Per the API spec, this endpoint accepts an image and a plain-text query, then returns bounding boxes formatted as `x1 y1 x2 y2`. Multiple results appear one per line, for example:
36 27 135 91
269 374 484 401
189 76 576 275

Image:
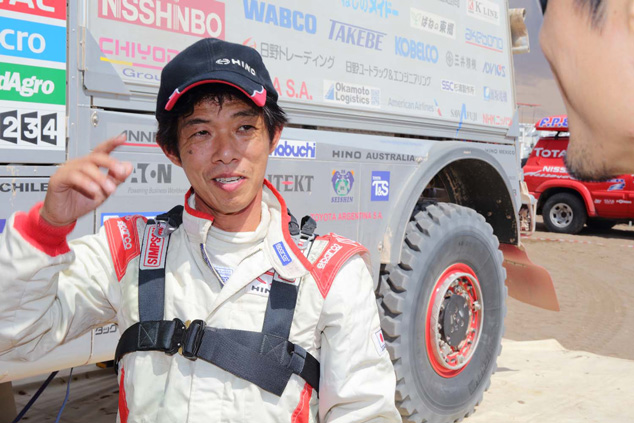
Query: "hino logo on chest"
246 271 274 297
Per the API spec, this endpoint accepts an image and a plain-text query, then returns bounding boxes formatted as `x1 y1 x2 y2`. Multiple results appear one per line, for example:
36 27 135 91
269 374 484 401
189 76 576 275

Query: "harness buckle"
181 319 206 360
166 318 187 355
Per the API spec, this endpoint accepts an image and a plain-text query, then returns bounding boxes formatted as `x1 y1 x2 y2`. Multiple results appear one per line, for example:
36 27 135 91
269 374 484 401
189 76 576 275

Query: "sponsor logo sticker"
0 16 66 63
270 139 316 159
0 180 48 193
328 20 386 50
532 148 566 159
339 0 399 18
273 241 292 266
394 36 439 63
410 8 456 39
441 79 475 96
0 63 65 105
267 174 314 192
331 169 355 203
324 80 380 108
371 171 390 201
372 328 387 356
608 179 626 191
99 0 225 39
243 0 316 34
537 116 568 129
446 51 477 70
0 0 66 20
467 0 500 24
483 87 508 103
140 225 168 270
465 28 503 52
482 62 506 77
482 113 512 127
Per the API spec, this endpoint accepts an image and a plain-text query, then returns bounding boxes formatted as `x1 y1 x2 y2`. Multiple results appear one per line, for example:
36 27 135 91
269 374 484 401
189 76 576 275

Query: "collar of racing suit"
179 179 314 281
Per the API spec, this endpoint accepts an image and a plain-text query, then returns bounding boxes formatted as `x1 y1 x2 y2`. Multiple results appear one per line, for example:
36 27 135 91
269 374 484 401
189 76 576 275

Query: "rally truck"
0 1 557 422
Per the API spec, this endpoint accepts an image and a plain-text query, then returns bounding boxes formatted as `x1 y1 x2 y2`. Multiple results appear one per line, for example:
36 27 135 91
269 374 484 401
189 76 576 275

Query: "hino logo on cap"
215 58 257 76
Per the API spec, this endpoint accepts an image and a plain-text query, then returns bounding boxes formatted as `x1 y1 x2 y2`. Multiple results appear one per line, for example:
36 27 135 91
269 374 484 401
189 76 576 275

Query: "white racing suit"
0 181 400 423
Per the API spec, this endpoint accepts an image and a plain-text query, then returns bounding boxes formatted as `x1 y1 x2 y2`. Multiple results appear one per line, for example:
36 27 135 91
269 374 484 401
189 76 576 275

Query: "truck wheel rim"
426 263 484 378
550 202 573 228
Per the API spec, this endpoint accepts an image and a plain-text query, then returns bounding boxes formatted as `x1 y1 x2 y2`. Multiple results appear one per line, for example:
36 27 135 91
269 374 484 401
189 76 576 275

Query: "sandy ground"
6 218 634 422
505 218 634 360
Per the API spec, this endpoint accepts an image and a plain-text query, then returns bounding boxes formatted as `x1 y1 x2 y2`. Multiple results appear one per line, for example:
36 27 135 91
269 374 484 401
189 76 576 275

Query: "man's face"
540 0 634 180
166 97 280 228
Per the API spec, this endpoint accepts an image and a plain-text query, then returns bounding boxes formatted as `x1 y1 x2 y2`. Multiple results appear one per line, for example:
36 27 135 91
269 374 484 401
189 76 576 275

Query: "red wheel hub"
425 263 483 378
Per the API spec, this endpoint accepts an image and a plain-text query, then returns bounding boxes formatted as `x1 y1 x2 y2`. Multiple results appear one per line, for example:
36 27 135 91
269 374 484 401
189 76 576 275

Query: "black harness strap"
138 207 183 321
115 208 321 396
262 277 298 339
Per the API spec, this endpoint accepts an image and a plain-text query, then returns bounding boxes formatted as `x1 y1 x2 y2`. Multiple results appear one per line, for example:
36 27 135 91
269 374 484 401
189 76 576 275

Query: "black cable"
11 371 59 423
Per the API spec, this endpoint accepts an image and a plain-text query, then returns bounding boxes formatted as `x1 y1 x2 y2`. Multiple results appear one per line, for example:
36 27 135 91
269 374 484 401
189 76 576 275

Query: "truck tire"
542 192 587 234
378 203 506 423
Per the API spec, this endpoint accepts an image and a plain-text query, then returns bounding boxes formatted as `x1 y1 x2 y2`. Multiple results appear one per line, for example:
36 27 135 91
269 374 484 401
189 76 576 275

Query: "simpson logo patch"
273 241 292 266
105 216 142 281
140 225 168 270
372 328 387 356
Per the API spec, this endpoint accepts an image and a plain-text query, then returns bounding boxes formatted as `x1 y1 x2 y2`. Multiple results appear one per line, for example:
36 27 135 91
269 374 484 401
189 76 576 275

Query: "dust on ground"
505 218 634 360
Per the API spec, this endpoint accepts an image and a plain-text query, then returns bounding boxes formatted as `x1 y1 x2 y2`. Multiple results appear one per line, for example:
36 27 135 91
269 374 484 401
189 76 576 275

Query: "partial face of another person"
540 0 634 180
165 96 280 228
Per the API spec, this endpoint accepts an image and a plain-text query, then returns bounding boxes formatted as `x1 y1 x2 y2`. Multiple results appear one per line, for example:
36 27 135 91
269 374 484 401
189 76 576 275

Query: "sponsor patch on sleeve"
310 233 368 298
105 216 142 281
372 328 388 356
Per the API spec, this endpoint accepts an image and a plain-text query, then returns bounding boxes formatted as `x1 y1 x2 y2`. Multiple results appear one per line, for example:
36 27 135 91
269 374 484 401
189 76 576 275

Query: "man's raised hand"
40 135 133 226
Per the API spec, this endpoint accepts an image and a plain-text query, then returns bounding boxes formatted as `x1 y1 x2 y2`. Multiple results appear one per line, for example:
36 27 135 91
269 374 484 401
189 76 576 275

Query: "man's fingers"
63 170 108 202
93 133 127 155
89 152 132 183
79 163 117 196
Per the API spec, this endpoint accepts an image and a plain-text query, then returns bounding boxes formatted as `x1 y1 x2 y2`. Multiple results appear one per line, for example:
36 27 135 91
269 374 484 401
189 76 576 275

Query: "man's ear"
269 127 282 155
161 144 183 168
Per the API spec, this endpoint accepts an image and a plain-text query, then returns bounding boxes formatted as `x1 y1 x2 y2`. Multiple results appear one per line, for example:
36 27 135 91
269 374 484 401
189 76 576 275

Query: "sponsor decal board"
82 0 514 129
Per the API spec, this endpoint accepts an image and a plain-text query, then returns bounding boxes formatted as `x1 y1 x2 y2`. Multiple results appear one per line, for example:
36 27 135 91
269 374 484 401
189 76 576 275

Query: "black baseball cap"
156 38 277 116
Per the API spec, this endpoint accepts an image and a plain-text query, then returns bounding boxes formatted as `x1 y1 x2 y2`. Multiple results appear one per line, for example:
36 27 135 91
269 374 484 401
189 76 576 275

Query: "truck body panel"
0 3 540 421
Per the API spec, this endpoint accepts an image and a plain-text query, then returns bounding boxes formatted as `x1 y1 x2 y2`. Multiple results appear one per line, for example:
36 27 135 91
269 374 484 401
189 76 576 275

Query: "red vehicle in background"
523 115 634 234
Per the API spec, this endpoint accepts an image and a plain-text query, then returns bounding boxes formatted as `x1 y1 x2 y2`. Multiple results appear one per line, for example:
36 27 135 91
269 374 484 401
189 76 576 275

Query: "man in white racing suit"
0 38 401 422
